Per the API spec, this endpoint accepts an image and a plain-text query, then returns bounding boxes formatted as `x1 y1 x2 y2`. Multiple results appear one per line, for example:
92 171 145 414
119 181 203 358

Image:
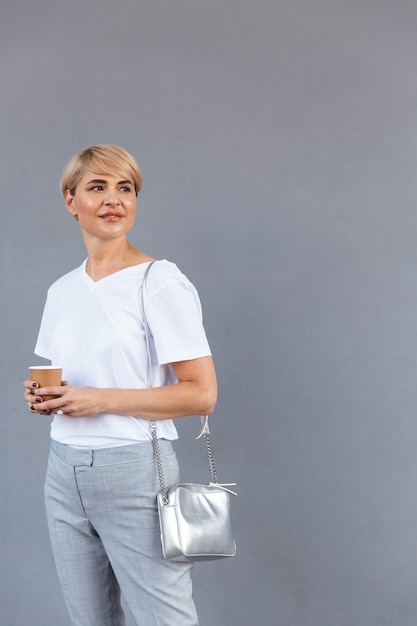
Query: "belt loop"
89 450 94 466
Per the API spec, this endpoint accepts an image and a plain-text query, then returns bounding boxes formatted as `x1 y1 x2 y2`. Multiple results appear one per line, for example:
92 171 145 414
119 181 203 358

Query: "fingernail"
32 382 38 388
35 398 43 403
31 405 35 411
30 389 35 395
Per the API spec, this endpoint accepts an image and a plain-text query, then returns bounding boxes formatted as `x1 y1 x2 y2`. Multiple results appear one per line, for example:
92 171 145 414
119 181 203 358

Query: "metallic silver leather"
157 483 236 561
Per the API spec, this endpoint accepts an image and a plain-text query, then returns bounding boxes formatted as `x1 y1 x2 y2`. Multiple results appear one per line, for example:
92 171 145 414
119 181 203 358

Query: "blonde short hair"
60 144 142 197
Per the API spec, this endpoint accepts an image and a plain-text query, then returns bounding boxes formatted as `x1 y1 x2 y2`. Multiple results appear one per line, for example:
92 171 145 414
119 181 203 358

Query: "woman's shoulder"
46 260 86 294
151 259 184 281
147 259 197 295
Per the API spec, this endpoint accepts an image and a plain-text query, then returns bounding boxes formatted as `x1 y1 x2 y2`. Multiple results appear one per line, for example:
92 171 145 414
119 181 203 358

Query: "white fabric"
35 259 212 448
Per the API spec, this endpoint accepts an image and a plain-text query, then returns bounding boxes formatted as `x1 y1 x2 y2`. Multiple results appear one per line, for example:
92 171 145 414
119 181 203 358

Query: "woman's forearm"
99 381 217 421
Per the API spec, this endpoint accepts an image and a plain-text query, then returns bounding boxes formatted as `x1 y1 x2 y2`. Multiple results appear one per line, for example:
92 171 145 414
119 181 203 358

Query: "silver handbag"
152 416 237 561
141 262 237 561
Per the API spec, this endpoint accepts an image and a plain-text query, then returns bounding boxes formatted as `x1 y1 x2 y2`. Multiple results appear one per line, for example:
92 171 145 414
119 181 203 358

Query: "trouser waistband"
49 438 173 467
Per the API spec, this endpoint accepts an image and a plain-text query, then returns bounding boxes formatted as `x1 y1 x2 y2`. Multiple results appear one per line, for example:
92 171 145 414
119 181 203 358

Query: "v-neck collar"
80 259 155 287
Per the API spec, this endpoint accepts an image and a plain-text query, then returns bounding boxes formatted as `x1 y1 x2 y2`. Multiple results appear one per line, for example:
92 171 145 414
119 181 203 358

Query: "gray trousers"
44 439 198 626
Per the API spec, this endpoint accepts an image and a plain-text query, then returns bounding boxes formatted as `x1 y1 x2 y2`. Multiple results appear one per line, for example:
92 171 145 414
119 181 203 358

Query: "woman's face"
65 169 137 242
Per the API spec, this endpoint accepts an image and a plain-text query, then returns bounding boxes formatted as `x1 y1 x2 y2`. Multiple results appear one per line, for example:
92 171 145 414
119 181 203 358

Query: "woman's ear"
65 189 78 220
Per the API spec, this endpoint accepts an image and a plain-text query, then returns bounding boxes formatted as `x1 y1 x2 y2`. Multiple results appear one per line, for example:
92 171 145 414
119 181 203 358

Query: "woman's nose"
104 189 120 205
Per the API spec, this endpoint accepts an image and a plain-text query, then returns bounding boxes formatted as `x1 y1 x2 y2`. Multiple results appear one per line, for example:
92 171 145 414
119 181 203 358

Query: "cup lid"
29 365 62 369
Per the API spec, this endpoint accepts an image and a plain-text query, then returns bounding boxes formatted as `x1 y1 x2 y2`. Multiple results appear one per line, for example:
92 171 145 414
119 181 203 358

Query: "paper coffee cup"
29 366 62 400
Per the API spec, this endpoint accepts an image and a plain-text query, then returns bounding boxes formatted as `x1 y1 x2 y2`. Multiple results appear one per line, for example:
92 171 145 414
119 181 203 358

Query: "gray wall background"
2 1 417 624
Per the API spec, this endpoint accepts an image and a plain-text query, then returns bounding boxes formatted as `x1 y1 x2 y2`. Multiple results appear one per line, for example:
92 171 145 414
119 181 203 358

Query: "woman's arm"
23 356 217 420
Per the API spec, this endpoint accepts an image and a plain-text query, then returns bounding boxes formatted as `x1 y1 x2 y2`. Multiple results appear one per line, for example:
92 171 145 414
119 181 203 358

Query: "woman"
22 144 217 626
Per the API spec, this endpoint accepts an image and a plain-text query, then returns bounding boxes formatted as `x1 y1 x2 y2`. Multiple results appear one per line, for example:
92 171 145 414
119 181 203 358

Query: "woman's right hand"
23 379 51 415
22 379 69 416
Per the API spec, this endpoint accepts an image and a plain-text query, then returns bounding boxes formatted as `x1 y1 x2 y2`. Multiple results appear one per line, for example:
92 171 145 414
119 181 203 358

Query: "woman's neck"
85 241 153 281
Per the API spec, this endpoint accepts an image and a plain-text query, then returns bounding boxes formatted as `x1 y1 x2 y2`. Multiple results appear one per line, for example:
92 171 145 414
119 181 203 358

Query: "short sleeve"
34 291 55 360
144 268 211 365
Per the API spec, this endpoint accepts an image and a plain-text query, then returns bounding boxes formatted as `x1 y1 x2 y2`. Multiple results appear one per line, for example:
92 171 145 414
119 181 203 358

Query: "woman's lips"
99 212 123 221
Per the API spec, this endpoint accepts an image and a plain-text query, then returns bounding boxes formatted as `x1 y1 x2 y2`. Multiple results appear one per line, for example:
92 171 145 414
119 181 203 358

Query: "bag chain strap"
140 261 221 505
196 415 218 484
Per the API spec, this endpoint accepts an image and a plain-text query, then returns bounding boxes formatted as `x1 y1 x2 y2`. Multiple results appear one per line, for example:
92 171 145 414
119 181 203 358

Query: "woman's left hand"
22 380 102 417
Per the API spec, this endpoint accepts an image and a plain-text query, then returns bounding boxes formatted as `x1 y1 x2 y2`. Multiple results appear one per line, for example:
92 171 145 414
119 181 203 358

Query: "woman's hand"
22 380 102 417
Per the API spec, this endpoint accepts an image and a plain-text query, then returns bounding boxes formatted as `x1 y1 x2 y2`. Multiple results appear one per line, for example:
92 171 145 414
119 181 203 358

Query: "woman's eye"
91 185 104 191
120 186 131 192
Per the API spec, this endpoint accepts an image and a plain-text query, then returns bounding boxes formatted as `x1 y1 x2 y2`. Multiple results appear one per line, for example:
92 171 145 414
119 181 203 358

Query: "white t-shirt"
34 259 212 448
